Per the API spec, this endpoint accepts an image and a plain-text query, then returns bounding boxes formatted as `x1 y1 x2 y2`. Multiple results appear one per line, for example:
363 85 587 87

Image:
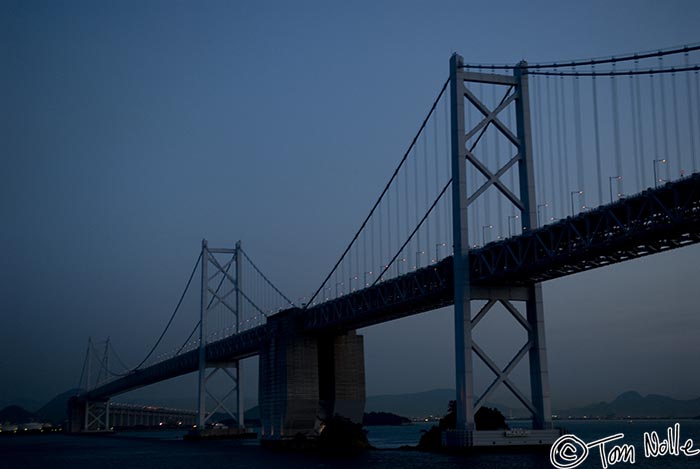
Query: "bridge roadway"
86 173 700 401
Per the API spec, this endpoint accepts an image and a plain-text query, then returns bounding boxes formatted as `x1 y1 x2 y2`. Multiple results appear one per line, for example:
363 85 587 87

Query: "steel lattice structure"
84 171 700 402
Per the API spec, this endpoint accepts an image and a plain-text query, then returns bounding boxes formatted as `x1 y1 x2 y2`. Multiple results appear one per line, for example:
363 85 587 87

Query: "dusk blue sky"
2 1 700 411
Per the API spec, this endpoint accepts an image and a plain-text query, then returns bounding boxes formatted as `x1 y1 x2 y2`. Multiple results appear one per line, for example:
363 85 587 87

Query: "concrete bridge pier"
317 331 365 427
259 316 365 439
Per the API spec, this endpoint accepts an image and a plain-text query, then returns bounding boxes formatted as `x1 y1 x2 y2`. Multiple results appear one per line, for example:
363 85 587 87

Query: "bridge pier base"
441 285 562 447
318 331 366 426
259 319 365 440
67 396 112 433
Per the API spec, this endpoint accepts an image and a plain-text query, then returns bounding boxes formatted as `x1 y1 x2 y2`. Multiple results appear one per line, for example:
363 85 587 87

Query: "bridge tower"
67 337 112 433
448 54 560 446
196 239 245 433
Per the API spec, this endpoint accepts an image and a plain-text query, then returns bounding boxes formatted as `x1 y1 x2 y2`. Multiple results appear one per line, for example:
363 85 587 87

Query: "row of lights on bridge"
308 157 689 305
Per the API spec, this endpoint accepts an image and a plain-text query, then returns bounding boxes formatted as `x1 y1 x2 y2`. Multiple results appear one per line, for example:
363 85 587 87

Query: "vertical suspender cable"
434 108 440 260
370 213 375 285
573 73 585 207
339 251 344 295
685 52 697 172
546 74 557 218
444 95 451 250
362 227 366 286
354 230 359 290
696 69 700 171
659 56 671 178
493 83 503 237
405 150 409 265
394 176 399 275
483 83 490 234
630 70 641 191
534 76 545 214
424 127 430 260
470 85 479 244
611 63 623 195
387 175 391 278
378 199 383 280
671 70 683 175
634 60 646 188
591 65 603 206
560 75 571 203
333 262 338 299
414 136 420 266
553 71 565 216
650 72 660 185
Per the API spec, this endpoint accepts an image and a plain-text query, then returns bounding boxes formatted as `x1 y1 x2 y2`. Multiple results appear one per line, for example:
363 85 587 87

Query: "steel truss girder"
82 177 700 406
86 325 269 400
470 173 700 284
301 260 532 332
86 174 700 402
303 261 452 332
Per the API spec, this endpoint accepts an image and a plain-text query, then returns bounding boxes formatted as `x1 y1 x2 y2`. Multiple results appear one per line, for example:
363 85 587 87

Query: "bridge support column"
318 331 366 426
259 317 365 440
447 53 559 447
67 397 111 433
196 240 245 433
259 328 319 438
528 285 552 430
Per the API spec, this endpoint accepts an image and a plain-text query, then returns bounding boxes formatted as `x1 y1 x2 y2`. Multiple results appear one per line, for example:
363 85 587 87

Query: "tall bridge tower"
196 240 245 433
448 54 559 445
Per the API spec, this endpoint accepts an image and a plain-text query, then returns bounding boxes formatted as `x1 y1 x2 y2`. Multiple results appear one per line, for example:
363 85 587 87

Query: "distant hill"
366 389 455 418
0 405 38 424
366 389 700 420
366 389 525 419
20 388 700 426
363 411 411 426
36 389 82 425
556 391 700 419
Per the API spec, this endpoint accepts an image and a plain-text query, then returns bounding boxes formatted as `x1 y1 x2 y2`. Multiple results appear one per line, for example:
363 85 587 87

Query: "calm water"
2 420 699 468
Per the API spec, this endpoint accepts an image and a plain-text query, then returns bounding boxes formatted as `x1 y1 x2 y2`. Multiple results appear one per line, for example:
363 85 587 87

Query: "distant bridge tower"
448 54 559 446
196 239 245 431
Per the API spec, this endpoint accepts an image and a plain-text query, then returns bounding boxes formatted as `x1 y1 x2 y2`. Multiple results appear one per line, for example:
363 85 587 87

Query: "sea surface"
2 419 699 468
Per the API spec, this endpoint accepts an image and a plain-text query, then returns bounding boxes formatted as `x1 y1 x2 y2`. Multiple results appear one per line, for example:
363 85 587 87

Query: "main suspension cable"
459 43 700 70
305 77 450 307
131 252 201 371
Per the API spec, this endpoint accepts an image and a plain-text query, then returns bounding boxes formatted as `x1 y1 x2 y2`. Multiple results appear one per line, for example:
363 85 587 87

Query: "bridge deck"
305 173 700 331
86 173 700 400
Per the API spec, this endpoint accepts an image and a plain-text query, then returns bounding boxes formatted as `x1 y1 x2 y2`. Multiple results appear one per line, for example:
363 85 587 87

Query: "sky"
2 0 700 412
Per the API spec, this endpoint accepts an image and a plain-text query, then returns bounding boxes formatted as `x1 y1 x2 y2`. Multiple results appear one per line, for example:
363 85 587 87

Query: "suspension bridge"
70 44 700 447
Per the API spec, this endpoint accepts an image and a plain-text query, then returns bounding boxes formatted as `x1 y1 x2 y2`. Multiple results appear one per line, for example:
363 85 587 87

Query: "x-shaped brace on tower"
197 240 245 430
450 54 552 435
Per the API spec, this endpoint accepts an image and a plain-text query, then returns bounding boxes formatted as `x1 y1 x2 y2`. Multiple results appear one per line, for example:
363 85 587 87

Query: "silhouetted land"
363 412 411 426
